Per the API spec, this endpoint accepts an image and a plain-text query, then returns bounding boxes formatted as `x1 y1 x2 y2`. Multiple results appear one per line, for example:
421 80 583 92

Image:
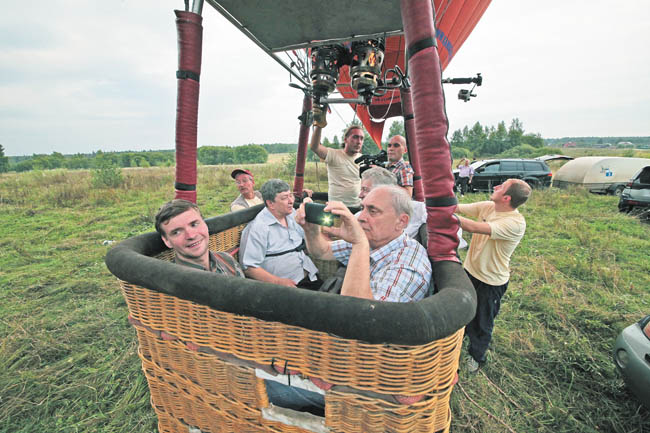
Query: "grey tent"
553 156 650 194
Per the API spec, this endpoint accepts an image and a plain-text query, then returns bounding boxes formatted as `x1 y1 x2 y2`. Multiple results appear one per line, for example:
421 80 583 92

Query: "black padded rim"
105 205 476 345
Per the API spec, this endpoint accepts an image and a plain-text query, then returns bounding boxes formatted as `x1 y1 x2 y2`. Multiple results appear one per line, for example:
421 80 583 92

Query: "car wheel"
614 185 625 197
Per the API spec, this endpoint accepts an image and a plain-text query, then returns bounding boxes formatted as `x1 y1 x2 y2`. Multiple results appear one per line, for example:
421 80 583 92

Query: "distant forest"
2 126 649 173
3 144 285 173
544 136 650 148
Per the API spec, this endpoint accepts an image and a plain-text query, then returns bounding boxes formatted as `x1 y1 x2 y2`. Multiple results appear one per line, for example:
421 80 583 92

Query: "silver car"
618 166 650 214
613 315 650 408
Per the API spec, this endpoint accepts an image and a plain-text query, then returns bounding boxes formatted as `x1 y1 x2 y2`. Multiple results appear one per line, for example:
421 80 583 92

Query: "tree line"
0 118 556 175
197 144 268 165
3 149 176 173
0 145 272 173
544 136 650 148
0 144 8 173
449 118 546 159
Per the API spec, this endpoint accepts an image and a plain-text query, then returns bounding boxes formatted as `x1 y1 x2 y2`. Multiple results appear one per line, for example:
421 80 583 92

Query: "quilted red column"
174 10 203 203
400 0 460 262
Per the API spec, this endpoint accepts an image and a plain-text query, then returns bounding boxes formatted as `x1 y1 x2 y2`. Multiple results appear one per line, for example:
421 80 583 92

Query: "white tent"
553 156 650 194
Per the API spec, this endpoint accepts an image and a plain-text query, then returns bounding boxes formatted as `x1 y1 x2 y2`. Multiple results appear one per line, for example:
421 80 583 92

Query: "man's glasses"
386 142 402 148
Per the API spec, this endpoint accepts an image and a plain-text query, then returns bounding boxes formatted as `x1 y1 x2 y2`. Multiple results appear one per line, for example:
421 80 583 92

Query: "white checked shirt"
331 233 431 302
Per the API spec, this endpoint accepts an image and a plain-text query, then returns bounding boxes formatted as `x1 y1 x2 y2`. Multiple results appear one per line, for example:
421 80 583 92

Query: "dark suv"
455 158 553 192
618 166 650 213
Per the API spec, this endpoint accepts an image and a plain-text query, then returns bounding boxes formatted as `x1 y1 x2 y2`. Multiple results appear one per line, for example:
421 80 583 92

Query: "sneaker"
466 355 479 373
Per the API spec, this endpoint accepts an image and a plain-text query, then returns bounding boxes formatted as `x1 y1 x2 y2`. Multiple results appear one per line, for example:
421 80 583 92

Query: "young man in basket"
154 199 244 276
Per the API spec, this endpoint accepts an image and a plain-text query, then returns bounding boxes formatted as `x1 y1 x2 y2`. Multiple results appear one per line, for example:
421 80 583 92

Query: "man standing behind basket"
309 106 363 207
230 168 263 212
385 135 415 198
155 199 245 276
456 158 474 196
455 178 531 372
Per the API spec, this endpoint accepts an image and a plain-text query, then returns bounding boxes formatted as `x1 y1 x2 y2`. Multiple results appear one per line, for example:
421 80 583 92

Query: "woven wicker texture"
120 226 463 432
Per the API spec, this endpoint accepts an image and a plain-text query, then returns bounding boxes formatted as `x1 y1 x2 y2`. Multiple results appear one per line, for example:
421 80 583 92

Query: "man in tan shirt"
309 106 363 207
456 178 531 372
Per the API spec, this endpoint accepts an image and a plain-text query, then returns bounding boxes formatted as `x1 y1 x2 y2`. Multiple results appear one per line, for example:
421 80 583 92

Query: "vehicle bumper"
618 195 650 211
613 317 650 408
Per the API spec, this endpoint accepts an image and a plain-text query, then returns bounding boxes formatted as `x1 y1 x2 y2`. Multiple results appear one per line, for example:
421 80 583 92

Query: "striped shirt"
175 251 245 277
387 159 414 188
331 233 431 302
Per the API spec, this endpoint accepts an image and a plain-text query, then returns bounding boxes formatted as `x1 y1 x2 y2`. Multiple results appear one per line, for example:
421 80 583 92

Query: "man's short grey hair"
260 179 290 205
373 185 412 218
361 167 397 188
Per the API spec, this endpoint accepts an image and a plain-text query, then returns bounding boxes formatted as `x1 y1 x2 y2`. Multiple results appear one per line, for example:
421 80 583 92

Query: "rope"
479 370 523 410
457 382 518 433
435 0 453 26
367 88 398 121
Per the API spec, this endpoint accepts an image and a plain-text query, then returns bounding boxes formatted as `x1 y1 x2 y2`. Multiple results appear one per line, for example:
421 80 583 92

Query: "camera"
354 150 388 176
305 202 341 227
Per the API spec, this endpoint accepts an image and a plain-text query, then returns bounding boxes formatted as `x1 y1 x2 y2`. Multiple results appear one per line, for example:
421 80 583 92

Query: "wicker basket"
117 225 464 433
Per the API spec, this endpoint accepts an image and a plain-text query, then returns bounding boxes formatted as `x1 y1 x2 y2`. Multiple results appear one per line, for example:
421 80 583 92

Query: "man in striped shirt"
297 185 431 302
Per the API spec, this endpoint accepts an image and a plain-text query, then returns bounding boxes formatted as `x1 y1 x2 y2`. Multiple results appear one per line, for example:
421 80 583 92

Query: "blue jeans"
465 271 508 363
265 379 325 411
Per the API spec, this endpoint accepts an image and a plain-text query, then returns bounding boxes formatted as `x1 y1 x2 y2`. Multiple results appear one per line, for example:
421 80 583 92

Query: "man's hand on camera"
321 201 367 246
295 198 320 236
313 105 327 128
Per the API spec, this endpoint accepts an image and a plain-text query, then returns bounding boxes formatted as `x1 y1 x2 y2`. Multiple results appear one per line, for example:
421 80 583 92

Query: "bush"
451 146 471 159
622 149 635 157
91 160 123 188
497 144 550 159
283 152 297 176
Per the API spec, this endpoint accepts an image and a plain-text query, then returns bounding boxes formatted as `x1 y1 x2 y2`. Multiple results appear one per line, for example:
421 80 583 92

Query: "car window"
471 161 485 169
500 161 521 171
524 162 543 171
483 163 500 172
637 167 650 185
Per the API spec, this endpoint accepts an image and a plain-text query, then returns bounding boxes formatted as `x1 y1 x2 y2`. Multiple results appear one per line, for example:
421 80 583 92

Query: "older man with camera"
297 185 431 302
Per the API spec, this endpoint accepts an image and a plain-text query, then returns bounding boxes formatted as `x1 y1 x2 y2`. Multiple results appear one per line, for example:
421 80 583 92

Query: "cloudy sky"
1 0 649 156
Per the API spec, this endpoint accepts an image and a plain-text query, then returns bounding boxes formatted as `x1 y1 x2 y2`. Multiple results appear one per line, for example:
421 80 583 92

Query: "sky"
1 0 649 156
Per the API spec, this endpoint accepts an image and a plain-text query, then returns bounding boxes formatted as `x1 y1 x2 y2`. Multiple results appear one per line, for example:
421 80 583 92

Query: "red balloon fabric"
338 0 491 146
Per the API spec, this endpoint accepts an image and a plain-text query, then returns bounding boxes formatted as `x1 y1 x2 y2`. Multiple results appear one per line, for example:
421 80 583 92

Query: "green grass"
1 165 648 432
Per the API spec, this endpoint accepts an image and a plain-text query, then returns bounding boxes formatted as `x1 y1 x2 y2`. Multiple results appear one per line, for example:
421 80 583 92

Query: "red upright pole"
292 93 313 200
400 0 460 262
400 86 425 202
174 10 203 203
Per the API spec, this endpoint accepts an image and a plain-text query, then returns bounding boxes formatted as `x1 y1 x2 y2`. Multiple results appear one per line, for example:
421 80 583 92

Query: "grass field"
1 163 649 432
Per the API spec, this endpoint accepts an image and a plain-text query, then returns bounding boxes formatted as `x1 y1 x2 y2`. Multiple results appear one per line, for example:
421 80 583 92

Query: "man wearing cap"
385 135 414 198
230 168 263 212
